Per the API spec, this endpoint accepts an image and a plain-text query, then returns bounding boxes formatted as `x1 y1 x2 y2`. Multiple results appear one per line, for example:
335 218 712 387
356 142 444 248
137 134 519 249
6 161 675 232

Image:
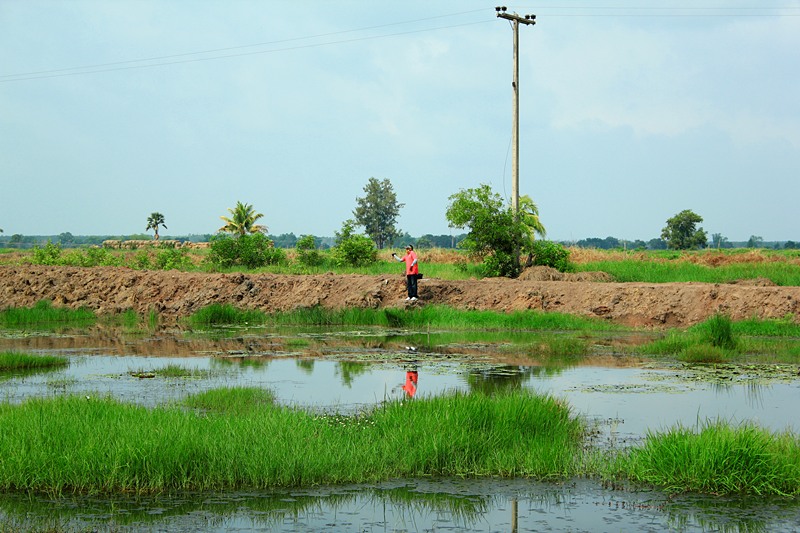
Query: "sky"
1 1 798 242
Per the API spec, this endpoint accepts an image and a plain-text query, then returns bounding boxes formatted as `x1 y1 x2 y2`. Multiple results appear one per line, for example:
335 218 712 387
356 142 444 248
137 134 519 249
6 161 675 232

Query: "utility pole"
495 6 535 218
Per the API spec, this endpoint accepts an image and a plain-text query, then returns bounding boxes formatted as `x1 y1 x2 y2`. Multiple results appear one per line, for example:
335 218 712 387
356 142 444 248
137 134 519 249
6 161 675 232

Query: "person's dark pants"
406 274 418 298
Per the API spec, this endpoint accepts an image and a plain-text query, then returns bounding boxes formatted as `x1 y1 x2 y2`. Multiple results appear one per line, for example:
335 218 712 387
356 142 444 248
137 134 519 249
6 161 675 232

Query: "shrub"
31 242 62 265
208 233 285 269
296 235 324 267
154 248 193 271
331 220 377 268
528 240 572 272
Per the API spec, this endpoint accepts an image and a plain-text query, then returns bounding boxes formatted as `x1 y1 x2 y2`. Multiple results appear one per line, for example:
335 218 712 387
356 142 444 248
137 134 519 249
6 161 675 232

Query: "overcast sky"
2 1 798 242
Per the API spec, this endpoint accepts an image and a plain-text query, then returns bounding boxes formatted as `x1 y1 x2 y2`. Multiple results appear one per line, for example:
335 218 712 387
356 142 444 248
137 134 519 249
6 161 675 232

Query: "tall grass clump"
0 390 583 495
606 421 800 496
0 300 96 327
0 351 68 372
693 313 737 350
188 304 267 326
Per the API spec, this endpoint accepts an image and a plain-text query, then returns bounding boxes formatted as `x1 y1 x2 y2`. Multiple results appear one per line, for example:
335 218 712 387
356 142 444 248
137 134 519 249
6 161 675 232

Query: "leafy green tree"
331 219 377 267
445 184 529 277
146 212 167 241
219 202 266 235
660 209 707 250
353 177 404 249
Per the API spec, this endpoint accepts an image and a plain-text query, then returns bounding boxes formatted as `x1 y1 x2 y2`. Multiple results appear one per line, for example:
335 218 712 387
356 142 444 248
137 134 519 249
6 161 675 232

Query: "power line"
0 10 490 83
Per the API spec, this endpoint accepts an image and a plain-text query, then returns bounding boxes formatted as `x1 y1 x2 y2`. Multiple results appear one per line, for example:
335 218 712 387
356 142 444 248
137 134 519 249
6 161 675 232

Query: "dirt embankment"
1 265 799 328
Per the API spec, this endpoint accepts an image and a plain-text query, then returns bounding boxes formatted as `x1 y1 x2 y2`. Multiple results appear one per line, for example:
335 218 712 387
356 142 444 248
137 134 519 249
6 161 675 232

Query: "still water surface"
1 327 800 531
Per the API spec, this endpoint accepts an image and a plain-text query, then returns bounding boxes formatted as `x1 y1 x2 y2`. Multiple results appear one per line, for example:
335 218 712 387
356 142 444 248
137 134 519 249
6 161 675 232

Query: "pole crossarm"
495 6 536 25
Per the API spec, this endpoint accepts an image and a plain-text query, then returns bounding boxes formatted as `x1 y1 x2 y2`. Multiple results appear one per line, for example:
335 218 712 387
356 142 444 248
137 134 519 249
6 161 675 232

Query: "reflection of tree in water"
466 365 553 394
296 359 314 374
336 361 370 388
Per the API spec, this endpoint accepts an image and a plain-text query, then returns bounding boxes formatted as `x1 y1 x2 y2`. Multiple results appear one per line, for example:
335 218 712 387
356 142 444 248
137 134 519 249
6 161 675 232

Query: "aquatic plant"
607 420 800 496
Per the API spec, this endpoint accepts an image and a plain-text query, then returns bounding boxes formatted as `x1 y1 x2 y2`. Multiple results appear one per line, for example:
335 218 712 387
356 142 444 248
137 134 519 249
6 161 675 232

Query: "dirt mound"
518 266 613 283
2 265 799 328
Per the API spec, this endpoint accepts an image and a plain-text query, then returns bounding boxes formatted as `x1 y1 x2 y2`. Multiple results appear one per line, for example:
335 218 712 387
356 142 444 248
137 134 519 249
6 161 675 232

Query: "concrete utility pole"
495 6 535 217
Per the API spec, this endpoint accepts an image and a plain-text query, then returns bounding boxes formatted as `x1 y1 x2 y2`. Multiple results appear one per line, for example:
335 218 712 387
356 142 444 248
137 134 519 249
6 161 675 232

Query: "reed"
0 300 96 327
605 420 800 496
0 389 582 495
0 351 68 372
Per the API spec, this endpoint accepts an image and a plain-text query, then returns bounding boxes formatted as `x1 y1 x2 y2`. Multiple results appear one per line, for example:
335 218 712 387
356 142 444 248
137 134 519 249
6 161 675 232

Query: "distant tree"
270 233 298 248
577 237 620 249
785 241 799 250
353 177 404 250
10 234 22 244
445 184 530 277
146 212 167 241
58 232 75 245
747 235 764 248
661 210 707 250
647 238 667 250
711 233 729 249
219 202 266 236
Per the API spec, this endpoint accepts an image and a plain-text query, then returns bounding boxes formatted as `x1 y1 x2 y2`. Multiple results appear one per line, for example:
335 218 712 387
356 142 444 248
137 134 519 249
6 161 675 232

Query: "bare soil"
2 264 800 328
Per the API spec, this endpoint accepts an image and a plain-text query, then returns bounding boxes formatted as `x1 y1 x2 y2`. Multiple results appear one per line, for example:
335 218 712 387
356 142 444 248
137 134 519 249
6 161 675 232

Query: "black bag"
415 273 423 280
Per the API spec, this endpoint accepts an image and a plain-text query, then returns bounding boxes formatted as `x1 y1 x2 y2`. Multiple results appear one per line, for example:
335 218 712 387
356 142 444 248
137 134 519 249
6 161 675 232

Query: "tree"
445 184 530 277
219 201 266 235
660 210 707 250
711 233 729 249
353 177 404 249
146 212 167 241
58 232 75 245
747 235 764 248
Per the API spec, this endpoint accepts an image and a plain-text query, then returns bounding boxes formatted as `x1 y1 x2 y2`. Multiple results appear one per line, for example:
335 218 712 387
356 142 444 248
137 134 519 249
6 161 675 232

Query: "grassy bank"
187 303 622 332
0 389 582 495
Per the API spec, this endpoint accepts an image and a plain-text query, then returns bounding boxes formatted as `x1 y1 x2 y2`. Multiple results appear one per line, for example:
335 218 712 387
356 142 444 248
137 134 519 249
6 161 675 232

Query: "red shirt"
400 250 419 276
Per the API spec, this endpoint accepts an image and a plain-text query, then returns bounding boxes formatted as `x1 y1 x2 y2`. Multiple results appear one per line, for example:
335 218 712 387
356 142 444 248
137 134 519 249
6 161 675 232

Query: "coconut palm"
519 195 546 241
218 201 267 235
146 212 167 241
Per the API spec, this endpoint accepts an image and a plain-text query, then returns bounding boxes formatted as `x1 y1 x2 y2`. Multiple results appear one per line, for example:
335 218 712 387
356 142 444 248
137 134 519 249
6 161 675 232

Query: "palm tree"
519 195 546 240
218 201 267 235
146 212 167 241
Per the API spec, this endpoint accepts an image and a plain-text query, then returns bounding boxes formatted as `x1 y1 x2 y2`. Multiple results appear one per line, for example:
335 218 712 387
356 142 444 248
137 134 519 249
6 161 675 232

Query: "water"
2 326 800 531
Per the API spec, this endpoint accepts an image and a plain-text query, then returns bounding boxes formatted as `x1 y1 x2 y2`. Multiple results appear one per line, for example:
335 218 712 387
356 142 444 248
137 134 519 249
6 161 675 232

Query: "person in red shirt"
392 245 419 301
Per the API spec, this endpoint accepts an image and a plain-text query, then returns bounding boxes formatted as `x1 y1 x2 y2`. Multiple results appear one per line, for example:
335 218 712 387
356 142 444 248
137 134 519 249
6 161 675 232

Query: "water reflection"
401 365 419 398
2 479 799 532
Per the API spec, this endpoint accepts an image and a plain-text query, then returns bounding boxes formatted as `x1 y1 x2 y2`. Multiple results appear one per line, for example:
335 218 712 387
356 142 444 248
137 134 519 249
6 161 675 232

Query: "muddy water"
2 326 800 532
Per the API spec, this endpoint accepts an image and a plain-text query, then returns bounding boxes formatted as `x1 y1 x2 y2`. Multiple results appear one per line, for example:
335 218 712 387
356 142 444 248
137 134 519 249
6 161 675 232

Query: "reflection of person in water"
402 368 419 398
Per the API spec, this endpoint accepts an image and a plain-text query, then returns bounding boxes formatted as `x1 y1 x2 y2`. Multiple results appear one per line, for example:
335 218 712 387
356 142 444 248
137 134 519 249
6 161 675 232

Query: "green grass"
0 351 68 372
0 300 96 327
264 304 622 332
604 420 800 496
0 389 582 495
187 303 267 326
575 259 800 286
